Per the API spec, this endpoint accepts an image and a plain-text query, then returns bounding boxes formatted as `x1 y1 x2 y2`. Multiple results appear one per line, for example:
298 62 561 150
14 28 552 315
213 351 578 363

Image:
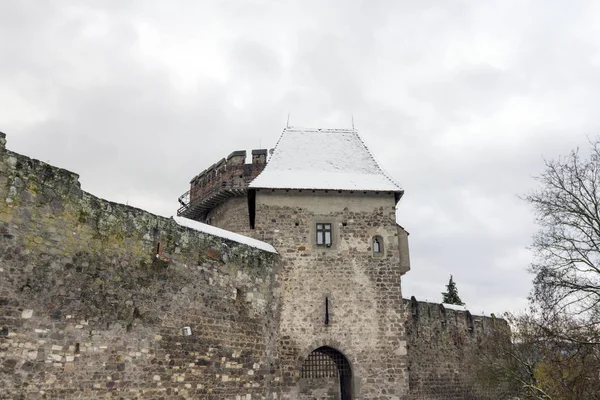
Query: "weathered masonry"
0 128 509 400
0 132 280 400
179 128 412 399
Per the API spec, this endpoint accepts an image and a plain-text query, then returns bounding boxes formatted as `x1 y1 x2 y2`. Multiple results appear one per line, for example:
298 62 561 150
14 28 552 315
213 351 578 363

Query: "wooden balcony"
177 181 248 220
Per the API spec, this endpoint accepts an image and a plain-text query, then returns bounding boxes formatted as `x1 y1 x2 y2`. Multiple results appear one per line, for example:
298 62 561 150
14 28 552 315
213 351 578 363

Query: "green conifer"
441 275 465 306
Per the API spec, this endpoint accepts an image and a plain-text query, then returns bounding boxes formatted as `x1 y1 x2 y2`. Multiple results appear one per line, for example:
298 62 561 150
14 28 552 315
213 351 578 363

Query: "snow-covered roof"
173 216 277 254
249 127 402 192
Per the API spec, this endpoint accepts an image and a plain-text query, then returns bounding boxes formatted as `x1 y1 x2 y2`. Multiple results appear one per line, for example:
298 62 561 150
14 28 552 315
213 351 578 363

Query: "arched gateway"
300 346 352 399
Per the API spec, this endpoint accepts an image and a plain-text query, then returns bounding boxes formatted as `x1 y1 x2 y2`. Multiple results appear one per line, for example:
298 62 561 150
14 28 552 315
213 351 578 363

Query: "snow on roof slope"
249 127 402 192
172 216 277 254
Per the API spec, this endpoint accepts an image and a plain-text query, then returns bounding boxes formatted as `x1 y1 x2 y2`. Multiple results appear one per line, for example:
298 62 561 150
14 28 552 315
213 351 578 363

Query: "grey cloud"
2 0 598 314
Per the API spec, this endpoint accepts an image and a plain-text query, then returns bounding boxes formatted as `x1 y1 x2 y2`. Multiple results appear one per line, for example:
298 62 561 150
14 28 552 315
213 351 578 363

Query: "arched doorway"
300 346 352 400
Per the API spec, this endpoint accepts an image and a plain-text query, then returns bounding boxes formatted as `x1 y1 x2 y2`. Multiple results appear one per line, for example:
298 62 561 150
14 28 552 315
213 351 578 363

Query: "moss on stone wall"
404 298 514 400
0 132 511 400
0 133 281 400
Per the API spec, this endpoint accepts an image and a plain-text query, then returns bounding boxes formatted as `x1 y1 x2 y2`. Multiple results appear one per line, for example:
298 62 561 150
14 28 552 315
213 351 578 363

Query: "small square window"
316 223 332 246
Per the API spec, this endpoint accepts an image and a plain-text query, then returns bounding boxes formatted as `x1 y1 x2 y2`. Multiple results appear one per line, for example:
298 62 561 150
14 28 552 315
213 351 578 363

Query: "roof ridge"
286 126 355 133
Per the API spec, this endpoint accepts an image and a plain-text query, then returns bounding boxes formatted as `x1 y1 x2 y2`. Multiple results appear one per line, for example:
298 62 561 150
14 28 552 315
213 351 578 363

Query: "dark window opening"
316 223 332 246
325 297 329 325
248 189 256 229
372 235 384 255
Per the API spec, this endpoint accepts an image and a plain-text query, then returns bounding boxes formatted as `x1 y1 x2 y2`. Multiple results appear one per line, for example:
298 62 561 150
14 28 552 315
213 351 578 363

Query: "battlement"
404 296 509 399
0 130 512 400
177 149 269 221
404 296 502 335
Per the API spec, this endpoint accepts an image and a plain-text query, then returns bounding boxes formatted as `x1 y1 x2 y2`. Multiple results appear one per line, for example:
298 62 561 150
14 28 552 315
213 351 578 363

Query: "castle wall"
252 190 409 399
0 131 515 400
404 298 512 400
0 133 282 400
205 196 253 236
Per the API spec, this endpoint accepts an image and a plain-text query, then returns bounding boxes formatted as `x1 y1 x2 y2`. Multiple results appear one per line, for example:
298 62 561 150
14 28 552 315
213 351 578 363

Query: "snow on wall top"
172 216 277 254
249 127 402 192
441 303 468 312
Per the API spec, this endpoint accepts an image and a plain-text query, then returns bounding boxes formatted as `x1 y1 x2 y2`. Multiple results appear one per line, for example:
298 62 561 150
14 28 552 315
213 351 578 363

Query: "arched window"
372 235 384 256
301 346 352 399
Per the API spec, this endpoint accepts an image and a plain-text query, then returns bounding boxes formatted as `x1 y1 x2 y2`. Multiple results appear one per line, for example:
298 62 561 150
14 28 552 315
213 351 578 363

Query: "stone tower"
178 127 411 399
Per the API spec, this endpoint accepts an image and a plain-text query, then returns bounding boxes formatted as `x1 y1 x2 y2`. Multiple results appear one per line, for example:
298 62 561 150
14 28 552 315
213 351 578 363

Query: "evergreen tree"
441 275 465 305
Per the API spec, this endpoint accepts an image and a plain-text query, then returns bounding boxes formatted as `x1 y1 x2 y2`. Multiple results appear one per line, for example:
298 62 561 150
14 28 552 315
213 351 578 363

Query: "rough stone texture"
0 131 512 400
298 377 340 399
0 133 281 400
404 298 511 400
206 196 253 236
204 190 510 400
245 191 410 399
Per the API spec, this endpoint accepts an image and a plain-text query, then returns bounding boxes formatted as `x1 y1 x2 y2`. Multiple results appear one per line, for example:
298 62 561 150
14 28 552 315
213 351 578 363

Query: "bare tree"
477 313 600 400
476 313 551 400
525 138 600 344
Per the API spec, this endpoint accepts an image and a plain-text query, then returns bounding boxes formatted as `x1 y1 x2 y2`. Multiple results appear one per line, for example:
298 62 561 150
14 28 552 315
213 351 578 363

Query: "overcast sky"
2 0 599 316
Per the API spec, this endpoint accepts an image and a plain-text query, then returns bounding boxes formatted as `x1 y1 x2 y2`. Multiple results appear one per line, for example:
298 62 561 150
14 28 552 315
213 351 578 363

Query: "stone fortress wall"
248 190 410 399
0 132 509 399
0 132 281 400
404 297 510 400
205 196 253 237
